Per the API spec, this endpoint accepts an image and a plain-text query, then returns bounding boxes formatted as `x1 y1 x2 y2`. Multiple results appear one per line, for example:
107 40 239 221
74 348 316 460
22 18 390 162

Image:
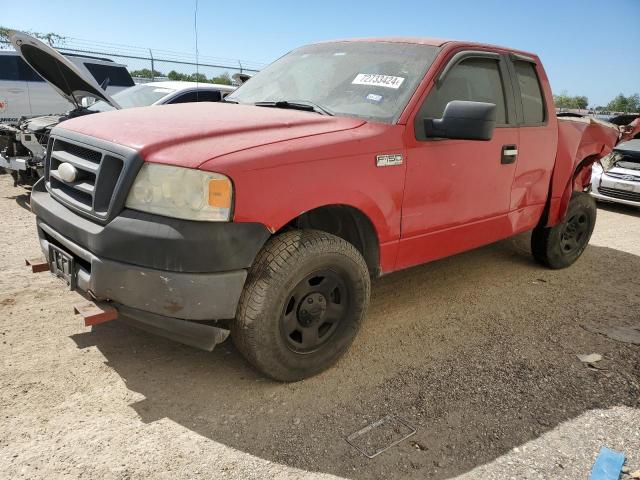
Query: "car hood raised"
10 31 120 109
56 102 367 168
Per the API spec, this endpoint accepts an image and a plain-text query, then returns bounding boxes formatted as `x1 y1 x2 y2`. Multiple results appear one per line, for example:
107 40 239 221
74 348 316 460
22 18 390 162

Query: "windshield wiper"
254 100 334 116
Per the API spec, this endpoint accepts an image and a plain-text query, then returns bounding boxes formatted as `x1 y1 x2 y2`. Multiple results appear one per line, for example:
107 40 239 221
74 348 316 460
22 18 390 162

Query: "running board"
117 305 230 352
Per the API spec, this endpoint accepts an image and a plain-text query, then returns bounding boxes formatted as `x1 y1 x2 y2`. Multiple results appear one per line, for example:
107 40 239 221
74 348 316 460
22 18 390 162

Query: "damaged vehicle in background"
0 32 236 185
0 49 133 123
591 139 640 208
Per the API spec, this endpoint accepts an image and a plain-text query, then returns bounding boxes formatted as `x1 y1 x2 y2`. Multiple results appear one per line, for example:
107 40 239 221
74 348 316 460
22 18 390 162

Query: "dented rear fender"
546 117 621 226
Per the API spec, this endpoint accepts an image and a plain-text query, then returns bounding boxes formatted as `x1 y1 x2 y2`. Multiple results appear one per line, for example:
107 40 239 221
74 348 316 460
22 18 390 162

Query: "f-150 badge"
376 154 403 167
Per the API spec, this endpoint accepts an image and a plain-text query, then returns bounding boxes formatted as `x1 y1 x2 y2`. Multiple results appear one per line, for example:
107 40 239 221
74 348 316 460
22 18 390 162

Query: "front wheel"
531 192 597 269
232 230 370 382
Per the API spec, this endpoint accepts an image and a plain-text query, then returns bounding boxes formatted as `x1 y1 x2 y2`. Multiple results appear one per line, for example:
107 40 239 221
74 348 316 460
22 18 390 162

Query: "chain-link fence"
0 35 268 84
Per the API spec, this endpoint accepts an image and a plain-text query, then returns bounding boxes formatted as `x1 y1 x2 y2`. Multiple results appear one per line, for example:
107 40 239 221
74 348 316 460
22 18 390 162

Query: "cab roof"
324 37 537 58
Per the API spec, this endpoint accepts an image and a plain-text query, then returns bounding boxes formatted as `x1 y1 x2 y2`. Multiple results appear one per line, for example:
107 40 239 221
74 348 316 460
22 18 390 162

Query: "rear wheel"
531 192 596 269
232 230 370 382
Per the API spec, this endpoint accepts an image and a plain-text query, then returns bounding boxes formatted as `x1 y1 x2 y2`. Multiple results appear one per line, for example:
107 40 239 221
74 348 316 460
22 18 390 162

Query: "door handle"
501 144 518 164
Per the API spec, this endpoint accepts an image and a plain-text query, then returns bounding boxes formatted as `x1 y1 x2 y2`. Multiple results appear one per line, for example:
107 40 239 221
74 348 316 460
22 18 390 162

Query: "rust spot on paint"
164 301 184 314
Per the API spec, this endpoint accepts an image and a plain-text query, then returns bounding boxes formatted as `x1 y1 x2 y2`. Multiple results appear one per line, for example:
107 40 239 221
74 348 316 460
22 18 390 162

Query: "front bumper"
30 179 271 321
37 220 247 319
591 169 640 208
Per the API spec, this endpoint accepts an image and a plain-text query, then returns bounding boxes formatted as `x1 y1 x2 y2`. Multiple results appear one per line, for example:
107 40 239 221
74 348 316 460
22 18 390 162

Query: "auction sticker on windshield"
352 74 405 89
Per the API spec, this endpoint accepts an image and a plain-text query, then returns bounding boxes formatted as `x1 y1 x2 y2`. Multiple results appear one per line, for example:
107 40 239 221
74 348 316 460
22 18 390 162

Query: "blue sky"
3 0 639 106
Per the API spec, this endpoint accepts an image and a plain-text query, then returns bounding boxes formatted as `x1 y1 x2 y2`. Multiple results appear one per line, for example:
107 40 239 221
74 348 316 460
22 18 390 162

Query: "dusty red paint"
55 39 627 275
547 117 620 225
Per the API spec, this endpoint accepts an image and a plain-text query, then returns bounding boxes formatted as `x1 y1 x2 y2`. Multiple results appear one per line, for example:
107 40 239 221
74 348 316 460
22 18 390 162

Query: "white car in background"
0 32 236 184
0 50 134 123
87 80 236 113
591 139 640 208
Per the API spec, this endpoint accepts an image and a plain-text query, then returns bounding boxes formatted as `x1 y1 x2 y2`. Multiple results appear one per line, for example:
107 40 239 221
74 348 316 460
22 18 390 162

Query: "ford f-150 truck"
28 37 631 381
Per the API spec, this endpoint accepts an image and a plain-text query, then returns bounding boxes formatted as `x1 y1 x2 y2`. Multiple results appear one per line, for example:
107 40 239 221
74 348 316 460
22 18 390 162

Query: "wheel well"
279 205 380 277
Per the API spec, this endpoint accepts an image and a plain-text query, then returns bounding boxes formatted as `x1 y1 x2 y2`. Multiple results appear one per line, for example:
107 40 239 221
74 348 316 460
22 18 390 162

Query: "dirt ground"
1 173 639 480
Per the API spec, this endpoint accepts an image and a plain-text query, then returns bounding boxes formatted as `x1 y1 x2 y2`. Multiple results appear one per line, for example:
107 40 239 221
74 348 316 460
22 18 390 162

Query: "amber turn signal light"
208 178 232 208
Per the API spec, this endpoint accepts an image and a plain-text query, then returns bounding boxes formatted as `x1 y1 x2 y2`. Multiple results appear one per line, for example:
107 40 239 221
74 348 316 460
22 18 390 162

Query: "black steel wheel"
281 269 349 354
559 212 591 255
532 192 597 269
232 230 370 382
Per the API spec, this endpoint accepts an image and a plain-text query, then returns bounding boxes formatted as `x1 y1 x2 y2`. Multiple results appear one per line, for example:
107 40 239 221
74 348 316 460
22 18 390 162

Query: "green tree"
166 70 233 85
188 72 208 83
553 91 570 109
167 70 188 81
574 96 589 110
553 90 589 110
628 93 640 112
130 68 164 79
210 72 232 85
607 93 629 112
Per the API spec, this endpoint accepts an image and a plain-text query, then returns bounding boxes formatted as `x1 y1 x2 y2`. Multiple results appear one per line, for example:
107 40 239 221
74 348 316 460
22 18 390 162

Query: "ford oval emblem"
58 162 78 183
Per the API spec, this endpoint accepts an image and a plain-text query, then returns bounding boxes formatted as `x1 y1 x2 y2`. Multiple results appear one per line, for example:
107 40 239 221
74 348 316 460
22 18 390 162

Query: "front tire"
232 230 370 382
531 192 596 269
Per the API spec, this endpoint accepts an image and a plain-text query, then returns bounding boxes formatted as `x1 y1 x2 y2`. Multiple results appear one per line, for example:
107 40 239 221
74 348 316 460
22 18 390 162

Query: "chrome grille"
46 137 126 220
605 171 640 182
598 186 640 203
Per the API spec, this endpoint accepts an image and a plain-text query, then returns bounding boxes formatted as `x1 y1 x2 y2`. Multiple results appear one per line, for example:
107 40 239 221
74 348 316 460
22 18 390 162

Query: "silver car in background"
591 139 640 207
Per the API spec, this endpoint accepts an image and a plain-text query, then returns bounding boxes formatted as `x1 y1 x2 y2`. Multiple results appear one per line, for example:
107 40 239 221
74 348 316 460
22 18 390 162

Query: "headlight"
125 163 232 222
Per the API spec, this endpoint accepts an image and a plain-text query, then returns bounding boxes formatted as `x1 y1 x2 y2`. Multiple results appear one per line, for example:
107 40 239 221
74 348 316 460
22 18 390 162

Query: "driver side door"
396 51 519 270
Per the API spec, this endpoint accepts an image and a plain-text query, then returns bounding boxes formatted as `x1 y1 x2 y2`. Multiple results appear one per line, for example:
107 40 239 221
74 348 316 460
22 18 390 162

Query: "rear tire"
531 192 596 269
232 230 370 382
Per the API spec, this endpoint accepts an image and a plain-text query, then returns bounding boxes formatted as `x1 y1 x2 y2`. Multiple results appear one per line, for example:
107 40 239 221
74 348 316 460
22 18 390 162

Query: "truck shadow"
7 189 32 212
70 235 640 480
596 200 640 218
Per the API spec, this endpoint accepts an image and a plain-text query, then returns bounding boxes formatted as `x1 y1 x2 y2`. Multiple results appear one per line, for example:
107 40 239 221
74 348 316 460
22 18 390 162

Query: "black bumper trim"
31 178 271 273
37 225 248 320
117 305 230 351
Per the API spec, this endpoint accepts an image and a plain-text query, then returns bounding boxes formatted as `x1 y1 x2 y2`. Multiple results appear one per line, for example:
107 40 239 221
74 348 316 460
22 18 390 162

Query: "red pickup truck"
27 37 630 381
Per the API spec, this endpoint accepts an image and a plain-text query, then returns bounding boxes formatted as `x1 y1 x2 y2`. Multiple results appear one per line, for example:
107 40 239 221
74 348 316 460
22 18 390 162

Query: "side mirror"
424 100 496 141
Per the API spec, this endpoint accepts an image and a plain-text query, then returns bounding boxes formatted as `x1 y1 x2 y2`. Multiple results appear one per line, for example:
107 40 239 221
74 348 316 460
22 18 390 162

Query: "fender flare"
549 154 599 227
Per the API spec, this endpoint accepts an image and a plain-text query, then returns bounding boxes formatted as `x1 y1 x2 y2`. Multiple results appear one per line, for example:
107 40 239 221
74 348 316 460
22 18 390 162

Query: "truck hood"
10 31 121 109
56 102 367 168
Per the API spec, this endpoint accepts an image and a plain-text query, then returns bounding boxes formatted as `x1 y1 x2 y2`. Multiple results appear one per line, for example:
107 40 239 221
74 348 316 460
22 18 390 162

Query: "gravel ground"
0 174 639 479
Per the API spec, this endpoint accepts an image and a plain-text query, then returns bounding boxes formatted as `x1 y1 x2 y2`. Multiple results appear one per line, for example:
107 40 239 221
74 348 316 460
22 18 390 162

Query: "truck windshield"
226 42 441 124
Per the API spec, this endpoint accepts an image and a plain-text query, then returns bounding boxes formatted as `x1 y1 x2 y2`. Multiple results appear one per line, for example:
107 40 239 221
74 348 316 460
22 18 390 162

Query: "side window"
168 91 198 104
0 56 20 81
195 90 222 102
513 61 544 124
84 63 135 87
419 57 507 125
168 90 222 104
17 58 45 82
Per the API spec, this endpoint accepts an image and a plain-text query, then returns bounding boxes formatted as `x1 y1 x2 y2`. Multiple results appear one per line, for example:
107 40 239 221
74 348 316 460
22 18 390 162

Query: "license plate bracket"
49 244 76 290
